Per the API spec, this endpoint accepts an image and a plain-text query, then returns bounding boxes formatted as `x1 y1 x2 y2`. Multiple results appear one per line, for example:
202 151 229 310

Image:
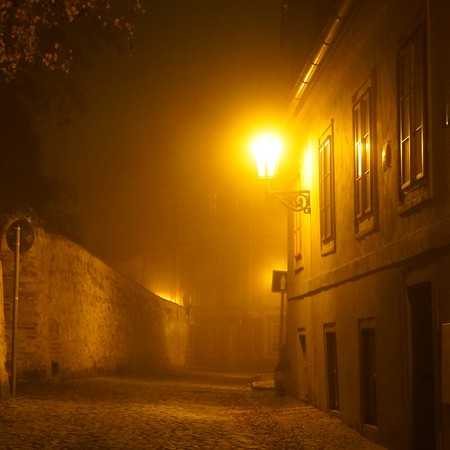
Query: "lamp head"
251 132 284 178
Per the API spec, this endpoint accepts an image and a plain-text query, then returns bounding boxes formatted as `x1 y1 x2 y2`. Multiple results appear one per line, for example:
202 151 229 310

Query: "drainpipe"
285 0 355 120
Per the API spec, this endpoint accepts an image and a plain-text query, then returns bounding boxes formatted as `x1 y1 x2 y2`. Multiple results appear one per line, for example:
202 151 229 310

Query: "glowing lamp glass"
251 133 283 178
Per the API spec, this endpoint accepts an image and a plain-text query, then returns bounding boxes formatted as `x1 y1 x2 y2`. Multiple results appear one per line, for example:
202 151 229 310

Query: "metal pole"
279 291 285 357
11 225 20 397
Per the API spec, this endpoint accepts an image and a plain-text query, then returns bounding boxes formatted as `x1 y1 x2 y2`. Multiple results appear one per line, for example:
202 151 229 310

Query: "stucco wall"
286 267 406 446
283 1 450 448
1 222 188 389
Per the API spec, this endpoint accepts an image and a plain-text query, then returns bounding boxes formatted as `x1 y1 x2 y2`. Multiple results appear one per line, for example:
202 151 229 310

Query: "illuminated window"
353 79 376 235
319 123 335 254
398 23 428 200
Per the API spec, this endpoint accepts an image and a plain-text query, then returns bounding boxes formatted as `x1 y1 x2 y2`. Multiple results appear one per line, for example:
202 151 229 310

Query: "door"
407 281 436 450
360 320 377 426
325 328 339 411
298 330 309 401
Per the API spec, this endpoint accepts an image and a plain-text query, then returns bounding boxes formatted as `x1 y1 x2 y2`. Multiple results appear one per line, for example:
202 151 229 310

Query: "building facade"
282 0 450 449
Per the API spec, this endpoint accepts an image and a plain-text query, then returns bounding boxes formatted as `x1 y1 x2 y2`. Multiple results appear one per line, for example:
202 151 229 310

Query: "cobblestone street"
0 372 387 449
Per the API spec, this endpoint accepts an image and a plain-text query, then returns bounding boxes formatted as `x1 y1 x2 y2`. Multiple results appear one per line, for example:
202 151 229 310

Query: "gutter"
285 0 355 120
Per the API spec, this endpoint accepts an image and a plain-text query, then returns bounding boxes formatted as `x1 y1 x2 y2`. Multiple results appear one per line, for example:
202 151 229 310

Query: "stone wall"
0 258 9 397
0 221 188 393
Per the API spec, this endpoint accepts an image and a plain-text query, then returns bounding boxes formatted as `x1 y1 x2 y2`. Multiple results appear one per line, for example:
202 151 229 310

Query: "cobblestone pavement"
0 371 387 449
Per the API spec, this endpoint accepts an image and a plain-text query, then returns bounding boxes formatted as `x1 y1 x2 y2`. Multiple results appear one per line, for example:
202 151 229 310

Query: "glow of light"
154 291 181 305
365 141 370 173
250 132 284 178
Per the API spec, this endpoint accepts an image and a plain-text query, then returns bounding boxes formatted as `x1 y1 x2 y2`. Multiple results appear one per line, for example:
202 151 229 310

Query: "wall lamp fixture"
251 132 311 214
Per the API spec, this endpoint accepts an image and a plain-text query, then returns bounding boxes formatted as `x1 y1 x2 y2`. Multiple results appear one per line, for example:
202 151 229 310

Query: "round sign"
6 218 35 253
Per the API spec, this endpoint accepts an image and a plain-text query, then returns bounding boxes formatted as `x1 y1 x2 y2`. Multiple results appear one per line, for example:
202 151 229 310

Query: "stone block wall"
0 259 9 397
0 221 188 389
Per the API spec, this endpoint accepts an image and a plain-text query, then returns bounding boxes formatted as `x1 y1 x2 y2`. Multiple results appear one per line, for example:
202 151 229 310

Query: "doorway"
325 326 339 411
360 319 377 427
297 329 309 401
407 281 436 450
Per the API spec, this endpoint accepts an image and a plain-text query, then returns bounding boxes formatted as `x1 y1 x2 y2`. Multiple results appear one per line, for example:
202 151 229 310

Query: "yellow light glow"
154 291 181 305
251 132 284 178
357 142 362 177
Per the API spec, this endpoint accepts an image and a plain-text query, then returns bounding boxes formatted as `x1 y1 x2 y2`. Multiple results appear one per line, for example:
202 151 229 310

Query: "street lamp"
251 132 311 213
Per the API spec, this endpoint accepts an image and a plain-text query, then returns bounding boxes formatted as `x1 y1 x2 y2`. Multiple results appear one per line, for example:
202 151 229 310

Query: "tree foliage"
0 89 80 239
0 1 144 240
0 0 144 79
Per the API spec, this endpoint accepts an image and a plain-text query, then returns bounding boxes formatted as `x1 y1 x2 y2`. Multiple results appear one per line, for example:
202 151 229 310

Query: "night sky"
35 0 291 276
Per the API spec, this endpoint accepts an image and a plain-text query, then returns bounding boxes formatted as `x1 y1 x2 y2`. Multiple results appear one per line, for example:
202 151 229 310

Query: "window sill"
294 254 304 273
355 215 377 239
398 185 430 215
321 240 336 256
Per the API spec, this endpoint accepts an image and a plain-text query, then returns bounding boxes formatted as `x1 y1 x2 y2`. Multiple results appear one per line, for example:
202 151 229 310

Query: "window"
293 171 303 270
353 79 376 235
398 23 428 205
319 123 336 254
324 324 339 411
360 319 377 428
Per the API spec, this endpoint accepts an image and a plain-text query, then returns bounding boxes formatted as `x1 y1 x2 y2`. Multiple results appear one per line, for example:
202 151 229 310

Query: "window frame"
353 78 377 236
359 318 377 430
297 327 309 401
293 170 304 271
398 20 429 211
319 122 336 255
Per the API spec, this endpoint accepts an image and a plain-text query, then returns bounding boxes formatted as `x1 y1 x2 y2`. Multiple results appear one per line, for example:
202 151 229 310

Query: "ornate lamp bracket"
268 189 311 213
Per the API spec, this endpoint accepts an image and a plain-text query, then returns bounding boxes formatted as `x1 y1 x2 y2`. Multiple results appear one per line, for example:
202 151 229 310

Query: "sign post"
6 218 35 396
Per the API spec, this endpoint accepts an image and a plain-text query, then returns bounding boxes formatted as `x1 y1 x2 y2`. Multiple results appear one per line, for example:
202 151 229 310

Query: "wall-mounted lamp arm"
251 132 311 213
267 189 311 214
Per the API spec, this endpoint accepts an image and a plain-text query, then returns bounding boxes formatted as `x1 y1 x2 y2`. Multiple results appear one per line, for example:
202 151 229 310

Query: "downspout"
285 0 355 120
